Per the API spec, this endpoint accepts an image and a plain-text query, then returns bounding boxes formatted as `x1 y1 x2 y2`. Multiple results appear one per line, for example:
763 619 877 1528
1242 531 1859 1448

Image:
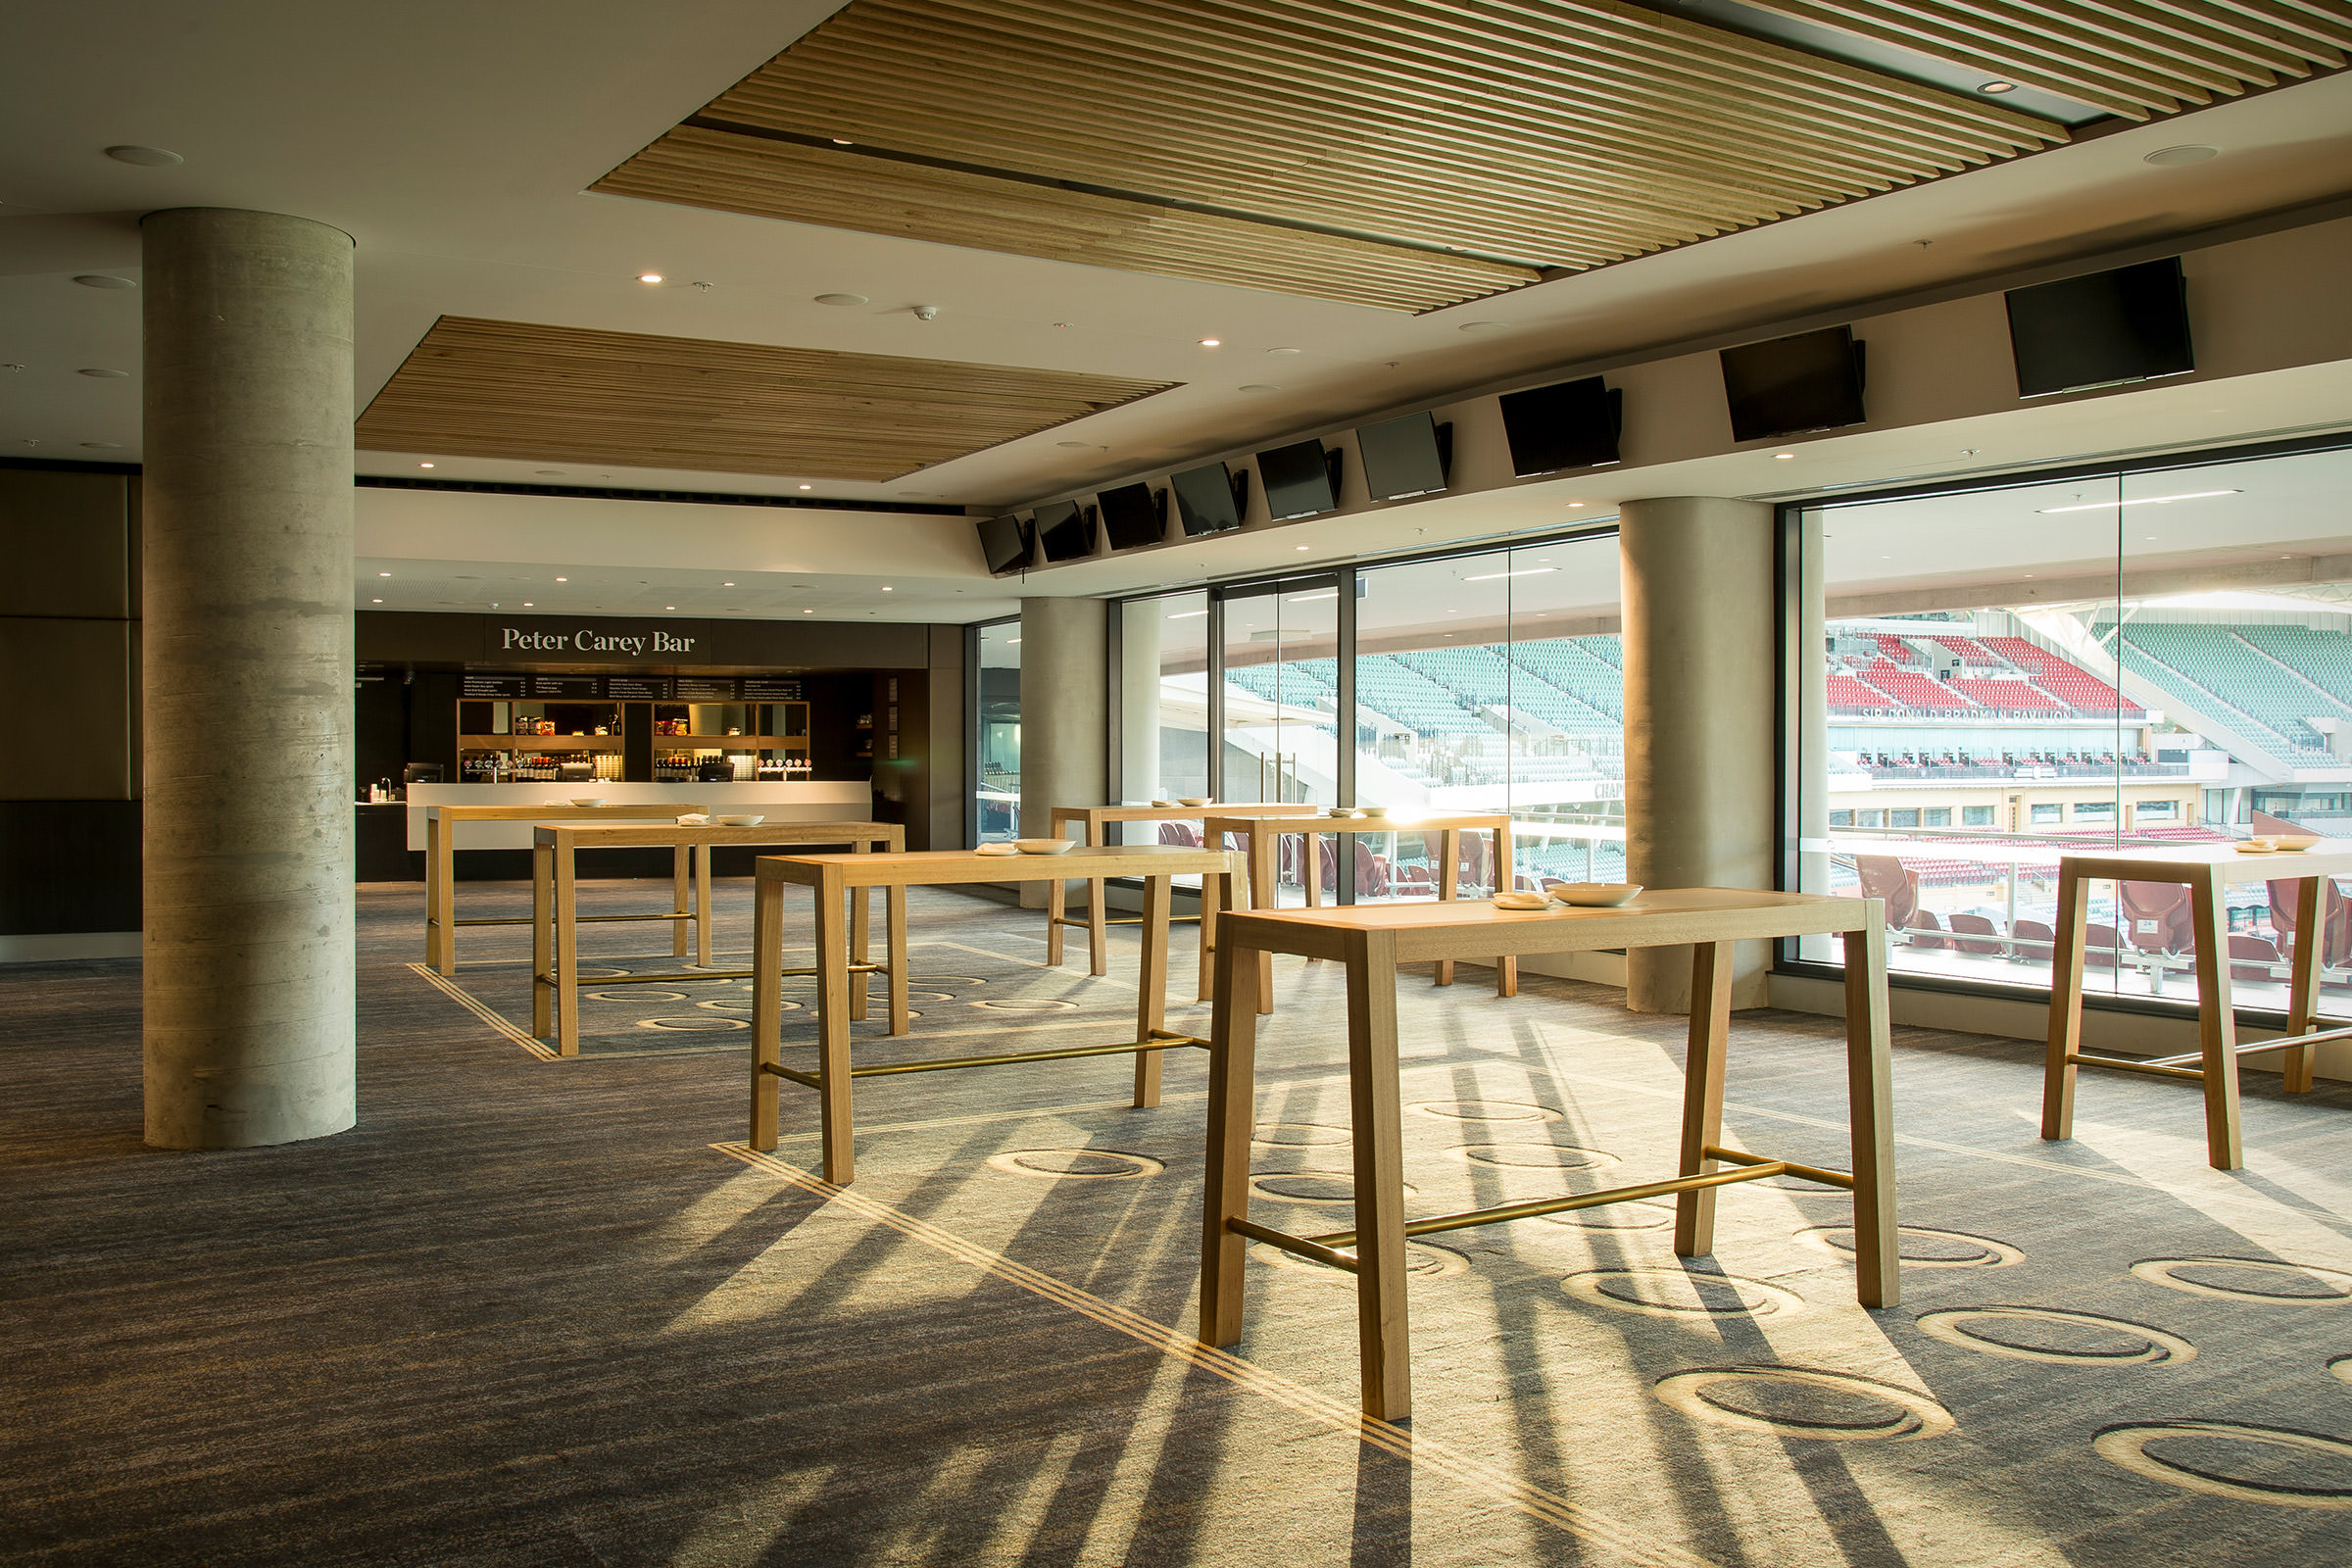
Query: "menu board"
673 677 740 702
529 674 604 699
606 676 673 701
742 678 805 701
461 674 526 699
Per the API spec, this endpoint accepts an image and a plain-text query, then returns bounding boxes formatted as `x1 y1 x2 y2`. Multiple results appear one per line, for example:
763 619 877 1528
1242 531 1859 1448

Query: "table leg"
1200 923 1259 1349
2190 872 2243 1171
672 844 690 958
1249 826 1276 1014
1673 940 1734 1260
2039 861 2089 1141
530 839 553 1039
1198 865 1221 1003
423 811 442 969
1088 818 1109 977
1434 828 1460 987
1346 929 1411 1423
1842 908 1898 1308
815 866 856 1184
557 844 581 1058
1304 830 1322 908
750 873 785 1152
886 881 909 1037
695 842 713 968
435 814 459 976
1494 825 1518 997
2284 875 2322 1094
850 839 871 1023
1134 873 1172 1107
1047 868 1067 967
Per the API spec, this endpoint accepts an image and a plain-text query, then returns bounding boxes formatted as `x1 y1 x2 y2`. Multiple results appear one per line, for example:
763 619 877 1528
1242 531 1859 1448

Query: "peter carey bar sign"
496 621 697 659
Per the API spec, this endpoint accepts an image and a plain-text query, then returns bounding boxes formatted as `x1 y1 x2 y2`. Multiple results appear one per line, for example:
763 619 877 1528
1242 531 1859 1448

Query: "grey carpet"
5 876 2352 1565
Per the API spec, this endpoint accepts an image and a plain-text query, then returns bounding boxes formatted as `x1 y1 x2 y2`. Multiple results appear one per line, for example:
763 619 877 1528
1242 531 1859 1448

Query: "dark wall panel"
0 468 131 619
0 801 140 934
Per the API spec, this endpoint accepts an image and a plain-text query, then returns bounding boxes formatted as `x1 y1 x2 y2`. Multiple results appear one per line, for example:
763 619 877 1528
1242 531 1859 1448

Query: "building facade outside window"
975 619 1020 844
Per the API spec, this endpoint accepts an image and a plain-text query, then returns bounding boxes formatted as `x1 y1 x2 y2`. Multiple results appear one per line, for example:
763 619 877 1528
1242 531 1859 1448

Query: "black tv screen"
1257 438 1335 520
2006 257 2192 398
1171 463 1243 534
1034 499 1094 563
1498 375 1619 475
1720 325 1865 443
977 514 1031 574
1097 482 1162 550
1356 412 1447 501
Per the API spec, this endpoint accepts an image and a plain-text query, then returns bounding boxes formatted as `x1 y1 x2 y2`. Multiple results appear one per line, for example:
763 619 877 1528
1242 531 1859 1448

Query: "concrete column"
142 208 357 1149
1118 598 1162 803
1017 597 1106 907
1620 497 1777 1013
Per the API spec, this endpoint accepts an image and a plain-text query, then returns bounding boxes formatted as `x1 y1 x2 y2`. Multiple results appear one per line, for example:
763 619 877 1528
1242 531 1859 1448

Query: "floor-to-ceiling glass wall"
1219 574 1341 810
1791 438 2352 1013
975 619 1021 844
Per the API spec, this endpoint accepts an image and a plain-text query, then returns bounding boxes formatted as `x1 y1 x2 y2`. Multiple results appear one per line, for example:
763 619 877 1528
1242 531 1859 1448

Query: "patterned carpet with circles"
6 874 2352 1566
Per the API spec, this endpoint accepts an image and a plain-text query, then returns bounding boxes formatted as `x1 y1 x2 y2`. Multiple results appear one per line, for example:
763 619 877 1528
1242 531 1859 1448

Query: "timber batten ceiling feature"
595 0 2075 312
354 317 1177 482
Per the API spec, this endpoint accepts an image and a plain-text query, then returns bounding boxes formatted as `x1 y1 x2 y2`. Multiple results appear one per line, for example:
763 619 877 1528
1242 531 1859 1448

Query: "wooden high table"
1200 889 1895 1422
1202 811 1519 1010
1044 802 1321 976
2041 840 2350 1170
426 802 705 973
750 843 1242 1184
529 820 903 1057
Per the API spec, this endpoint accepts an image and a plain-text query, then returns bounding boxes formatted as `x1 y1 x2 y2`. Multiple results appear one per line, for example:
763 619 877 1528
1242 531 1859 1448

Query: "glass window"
976 621 1020 844
2030 803 2062 823
1889 808 1920 828
1924 807 1951 827
1963 805 1993 826
1855 808 1884 828
1829 809 1854 827
2137 799 2178 820
1115 591 1210 865
2074 800 2115 820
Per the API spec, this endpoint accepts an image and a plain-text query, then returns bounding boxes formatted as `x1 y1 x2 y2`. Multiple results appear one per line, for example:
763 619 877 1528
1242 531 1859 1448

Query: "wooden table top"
1218 887 1878 961
758 843 1240 889
1202 810 1509 834
428 802 706 822
530 820 900 848
1049 802 1322 824
2051 839 2352 882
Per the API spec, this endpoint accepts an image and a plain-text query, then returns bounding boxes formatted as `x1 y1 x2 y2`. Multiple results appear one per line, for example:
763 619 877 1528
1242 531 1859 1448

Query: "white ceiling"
5 2 2352 626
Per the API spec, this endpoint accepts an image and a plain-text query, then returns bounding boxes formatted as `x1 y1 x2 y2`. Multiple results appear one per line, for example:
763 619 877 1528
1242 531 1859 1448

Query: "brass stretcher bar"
1200 888 1894 1422
1043 802 1320 977
750 843 1243 1184
2041 840 2352 1170
529 819 903 1057
425 802 705 973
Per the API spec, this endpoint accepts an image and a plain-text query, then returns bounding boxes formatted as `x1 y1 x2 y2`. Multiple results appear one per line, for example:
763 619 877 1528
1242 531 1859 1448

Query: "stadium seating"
2235 626 2352 710
1829 673 1894 710
2106 622 2342 760
1398 646 1615 735
1950 677 2066 711
1510 638 1627 720
1861 661 1979 711
1980 637 2144 717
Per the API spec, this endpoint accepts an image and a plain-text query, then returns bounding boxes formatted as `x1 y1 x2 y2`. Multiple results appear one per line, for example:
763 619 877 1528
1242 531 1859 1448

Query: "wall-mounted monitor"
1720 325 1866 443
2005 257 2192 399
977 514 1032 574
1497 375 1620 476
1356 411 1450 501
1096 482 1164 551
1256 438 1337 520
1171 462 1245 534
1034 499 1095 563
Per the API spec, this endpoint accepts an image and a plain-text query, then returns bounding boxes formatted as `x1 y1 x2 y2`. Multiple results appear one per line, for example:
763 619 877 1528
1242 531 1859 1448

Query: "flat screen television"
1034 499 1094 563
1720 325 1866 443
2006 257 2192 398
1497 375 1620 475
1171 462 1244 534
1256 438 1337 520
1096 482 1163 550
1356 412 1449 501
977 514 1031 574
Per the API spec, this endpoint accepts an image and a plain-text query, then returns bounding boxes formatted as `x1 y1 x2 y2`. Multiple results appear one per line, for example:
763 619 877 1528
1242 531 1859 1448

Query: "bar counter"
402 780 872 852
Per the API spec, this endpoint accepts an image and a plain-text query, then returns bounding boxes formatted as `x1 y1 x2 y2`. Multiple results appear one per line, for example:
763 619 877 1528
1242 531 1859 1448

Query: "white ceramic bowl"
1360 806 1390 818
1548 883 1642 907
1177 797 1212 807
1014 838 1077 855
716 814 764 827
568 797 607 808
1326 807 1357 818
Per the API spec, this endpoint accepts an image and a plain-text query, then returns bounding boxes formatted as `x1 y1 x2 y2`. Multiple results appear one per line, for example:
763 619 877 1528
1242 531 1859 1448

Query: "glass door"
1218 574 1341 810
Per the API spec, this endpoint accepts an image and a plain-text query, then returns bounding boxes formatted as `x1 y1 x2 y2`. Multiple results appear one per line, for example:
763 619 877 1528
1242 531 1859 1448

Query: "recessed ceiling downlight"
1457 320 1508 333
814 292 867 307
78 368 128 378
2145 145 2221 166
1266 346 1302 356
104 144 182 167
78 441 122 449
1055 440 1091 449
1239 383 1281 393
1978 79 2018 93
637 272 663 283
72 274 135 289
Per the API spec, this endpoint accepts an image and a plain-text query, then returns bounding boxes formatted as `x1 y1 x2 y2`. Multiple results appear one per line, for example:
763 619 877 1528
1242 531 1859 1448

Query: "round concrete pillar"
1017 597 1107 907
142 208 357 1149
1620 497 1778 1014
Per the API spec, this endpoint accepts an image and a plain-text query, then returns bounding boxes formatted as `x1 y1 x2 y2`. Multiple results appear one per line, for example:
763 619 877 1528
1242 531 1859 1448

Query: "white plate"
1177 797 1212 807
1548 883 1643 907
715 814 764 827
976 843 1020 857
1493 893 1552 910
568 798 607 808
1014 838 1076 855
675 814 710 825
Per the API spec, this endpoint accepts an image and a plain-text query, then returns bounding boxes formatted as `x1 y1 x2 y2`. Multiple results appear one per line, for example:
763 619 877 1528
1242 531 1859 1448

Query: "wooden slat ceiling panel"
1734 2 2351 119
354 317 1178 482
594 0 2063 306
